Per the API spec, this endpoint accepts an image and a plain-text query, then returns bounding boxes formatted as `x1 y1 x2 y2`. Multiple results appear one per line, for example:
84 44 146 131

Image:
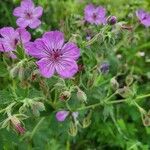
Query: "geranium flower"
84 4 106 25
0 27 31 57
136 10 150 27
56 111 79 122
13 0 43 29
56 111 69 122
25 31 80 78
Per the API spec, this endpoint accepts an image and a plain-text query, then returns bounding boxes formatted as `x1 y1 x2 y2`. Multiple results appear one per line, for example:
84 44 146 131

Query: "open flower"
56 111 69 122
25 31 80 78
136 10 150 27
56 111 79 122
13 0 43 29
84 4 106 25
0 27 31 57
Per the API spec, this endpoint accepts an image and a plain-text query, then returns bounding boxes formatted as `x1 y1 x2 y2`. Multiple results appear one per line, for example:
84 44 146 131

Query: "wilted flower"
0 27 31 55
107 16 117 25
25 31 80 78
84 4 106 25
136 10 150 27
60 91 71 101
13 0 43 29
56 111 69 122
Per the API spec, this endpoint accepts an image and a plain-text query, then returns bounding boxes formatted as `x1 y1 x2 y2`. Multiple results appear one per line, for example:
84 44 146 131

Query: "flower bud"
117 86 134 98
56 111 69 122
125 74 134 86
100 62 110 74
143 116 150 126
82 111 92 128
110 78 119 90
18 66 25 81
68 122 78 137
31 102 45 117
107 16 117 25
77 89 87 103
60 91 71 101
10 66 19 78
10 116 25 134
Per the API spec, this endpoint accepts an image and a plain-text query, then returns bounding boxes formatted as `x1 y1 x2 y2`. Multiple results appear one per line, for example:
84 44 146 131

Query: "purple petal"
25 40 48 58
43 31 64 50
13 7 24 17
33 6 43 18
55 58 78 78
36 58 55 78
141 18 150 27
56 111 69 122
16 28 31 43
61 42 80 60
0 27 16 39
84 4 95 23
16 18 29 28
0 38 13 52
21 0 34 9
136 10 146 20
29 19 41 29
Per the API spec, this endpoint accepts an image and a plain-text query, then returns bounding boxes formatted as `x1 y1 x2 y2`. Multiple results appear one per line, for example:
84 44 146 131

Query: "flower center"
25 12 33 20
51 49 62 62
92 13 97 20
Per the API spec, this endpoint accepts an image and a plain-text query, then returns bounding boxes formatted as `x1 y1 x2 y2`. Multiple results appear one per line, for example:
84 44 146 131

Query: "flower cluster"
0 0 150 136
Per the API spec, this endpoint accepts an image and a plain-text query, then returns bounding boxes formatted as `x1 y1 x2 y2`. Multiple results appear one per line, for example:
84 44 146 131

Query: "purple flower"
56 111 69 122
84 4 106 25
25 31 80 78
136 10 150 27
0 27 31 54
13 0 43 29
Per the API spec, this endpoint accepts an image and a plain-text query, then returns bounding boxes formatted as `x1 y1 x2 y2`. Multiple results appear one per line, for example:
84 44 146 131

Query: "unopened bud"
18 66 25 81
107 16 117 25
117 86 134 98
68 122 78 137
10 66 19 78
125 75 134 86
77 89 87 103
110 78 119 90
10 116 25 134
82 111 92 128
31 102 45 117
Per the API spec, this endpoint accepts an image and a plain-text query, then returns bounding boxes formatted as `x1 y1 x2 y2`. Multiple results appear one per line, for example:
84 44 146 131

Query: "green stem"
77 93 150 111
30 117 45 139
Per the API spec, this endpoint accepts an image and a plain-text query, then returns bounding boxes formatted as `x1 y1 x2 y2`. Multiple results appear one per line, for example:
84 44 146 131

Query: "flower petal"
36 58 55 78
56 111 69 122
136 10 146 20
56 58 78 78
0 27 16 39
16 18 29 28
33 6 43 18
62 42 80 60
29 19 41 29
16 28 31 43
25 40 48 58
21 0 34 9
43 31 64 50
13 7 24 17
